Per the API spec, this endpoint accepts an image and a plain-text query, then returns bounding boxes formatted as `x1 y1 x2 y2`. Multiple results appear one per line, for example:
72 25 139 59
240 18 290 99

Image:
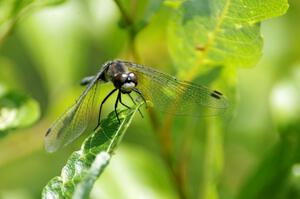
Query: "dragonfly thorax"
113 72 137 94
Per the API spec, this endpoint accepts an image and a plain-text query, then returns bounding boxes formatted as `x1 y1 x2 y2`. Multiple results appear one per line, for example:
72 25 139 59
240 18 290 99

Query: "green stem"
0 20 16 47
114 0 133 26
199 118 223 199
114 1 187 198
114 0 140 61
152 111 188 199
128 29 140 62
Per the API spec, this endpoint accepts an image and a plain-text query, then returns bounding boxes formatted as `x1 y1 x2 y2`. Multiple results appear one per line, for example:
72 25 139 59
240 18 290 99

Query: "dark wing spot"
213 90 223 95
211 92 221 99
45 128 51 136
80 76 94 86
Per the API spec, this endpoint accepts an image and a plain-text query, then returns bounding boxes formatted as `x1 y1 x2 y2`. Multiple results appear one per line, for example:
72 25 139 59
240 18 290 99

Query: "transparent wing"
124 61 228 116
44 80 99 152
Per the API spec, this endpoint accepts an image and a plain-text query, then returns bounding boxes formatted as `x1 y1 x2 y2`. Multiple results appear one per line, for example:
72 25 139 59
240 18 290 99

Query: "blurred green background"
0 0 300 199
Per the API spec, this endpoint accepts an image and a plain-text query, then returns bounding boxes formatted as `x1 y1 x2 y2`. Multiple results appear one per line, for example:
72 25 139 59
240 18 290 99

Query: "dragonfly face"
45 60 228 153
104 61 138 94
112 72 137 94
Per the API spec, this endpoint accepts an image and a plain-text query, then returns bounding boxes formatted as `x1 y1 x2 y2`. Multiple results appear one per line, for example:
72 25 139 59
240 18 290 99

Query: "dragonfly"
45 60 228 152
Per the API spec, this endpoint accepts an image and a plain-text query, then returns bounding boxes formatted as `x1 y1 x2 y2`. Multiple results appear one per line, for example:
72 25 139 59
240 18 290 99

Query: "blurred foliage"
0 0 299 199
0 84 40 138
0 0 67 46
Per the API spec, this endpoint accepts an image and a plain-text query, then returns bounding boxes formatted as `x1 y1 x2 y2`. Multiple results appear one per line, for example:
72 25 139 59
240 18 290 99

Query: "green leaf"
42 105 141 199
0 87 40 137
168 0 289 78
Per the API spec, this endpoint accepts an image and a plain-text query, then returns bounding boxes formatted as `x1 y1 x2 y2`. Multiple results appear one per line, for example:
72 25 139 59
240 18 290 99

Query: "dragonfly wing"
45 80 99 152
125 62 228 116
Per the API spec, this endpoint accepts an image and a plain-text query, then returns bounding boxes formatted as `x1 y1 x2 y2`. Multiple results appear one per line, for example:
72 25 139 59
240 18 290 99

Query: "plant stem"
114 1 187 198
0 21 15 47
114 0 132 26
114 0 140 61
128 30 141 62
199 118 223 199
154 112 188 199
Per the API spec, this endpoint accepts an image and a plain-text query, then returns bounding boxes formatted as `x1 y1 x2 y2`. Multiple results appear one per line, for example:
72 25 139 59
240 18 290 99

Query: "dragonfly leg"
128 93 144 118
95 88 117 130
115 90 121 123
133 88 148 108
119 94 131 109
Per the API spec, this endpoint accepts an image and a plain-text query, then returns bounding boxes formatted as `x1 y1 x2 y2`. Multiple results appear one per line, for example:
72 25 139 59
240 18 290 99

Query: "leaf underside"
168 0 289 75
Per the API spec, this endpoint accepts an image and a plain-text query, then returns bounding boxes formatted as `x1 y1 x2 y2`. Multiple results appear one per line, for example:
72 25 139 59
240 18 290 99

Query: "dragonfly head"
114 72 137 94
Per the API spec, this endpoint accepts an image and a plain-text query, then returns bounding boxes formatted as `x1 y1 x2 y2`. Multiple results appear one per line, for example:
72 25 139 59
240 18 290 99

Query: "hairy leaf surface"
42 106 140 199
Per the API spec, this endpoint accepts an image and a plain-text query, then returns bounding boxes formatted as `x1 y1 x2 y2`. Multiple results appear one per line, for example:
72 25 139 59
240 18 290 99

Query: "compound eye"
128 72 137 84
121 73 128 82
128 72 134 78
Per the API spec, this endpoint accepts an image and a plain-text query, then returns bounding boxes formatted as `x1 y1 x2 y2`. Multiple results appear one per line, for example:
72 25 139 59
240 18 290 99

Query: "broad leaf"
168 0 289 78
42 105 140 199
0 87 40 137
